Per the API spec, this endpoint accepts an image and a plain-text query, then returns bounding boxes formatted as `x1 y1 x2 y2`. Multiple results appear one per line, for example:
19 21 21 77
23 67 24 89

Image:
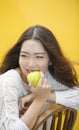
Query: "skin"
0 25 78 129
18 39 56 111
18 39 55 129
20 72 51 129
19 39 50 83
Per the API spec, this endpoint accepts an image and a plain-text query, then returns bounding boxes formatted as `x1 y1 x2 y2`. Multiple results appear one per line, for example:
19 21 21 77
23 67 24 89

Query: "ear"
49 61 52 65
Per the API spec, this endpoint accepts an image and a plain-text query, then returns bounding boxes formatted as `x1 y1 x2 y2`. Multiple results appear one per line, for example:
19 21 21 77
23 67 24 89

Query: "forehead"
21 39 46 52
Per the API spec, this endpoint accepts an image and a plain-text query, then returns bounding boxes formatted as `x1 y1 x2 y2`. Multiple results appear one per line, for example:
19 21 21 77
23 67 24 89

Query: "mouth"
26 68 40 73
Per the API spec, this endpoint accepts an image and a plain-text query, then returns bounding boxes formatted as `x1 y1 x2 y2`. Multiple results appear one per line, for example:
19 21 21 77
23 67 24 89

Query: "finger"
29 80 35 92
37 72 44 86
19 104 22 111
38 72 46 87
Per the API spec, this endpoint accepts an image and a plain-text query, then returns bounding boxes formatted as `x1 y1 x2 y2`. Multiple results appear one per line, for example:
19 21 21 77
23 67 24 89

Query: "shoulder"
0 69 23 96
0 69 22 83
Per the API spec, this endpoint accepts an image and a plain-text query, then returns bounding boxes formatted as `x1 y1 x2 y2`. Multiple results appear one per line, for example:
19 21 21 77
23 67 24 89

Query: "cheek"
19 58 25 67
39 61 49 73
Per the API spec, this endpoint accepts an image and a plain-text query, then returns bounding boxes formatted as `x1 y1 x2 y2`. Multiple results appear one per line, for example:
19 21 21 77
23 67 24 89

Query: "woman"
0 25 79 130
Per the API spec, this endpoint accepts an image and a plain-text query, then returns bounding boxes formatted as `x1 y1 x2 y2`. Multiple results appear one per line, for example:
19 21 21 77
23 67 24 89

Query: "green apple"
27 71 41 87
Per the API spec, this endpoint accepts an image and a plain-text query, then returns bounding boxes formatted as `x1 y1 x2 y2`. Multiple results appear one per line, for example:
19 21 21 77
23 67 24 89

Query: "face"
19 39 50 81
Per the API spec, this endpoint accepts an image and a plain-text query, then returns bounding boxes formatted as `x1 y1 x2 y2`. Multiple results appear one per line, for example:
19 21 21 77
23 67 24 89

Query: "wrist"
35 94 48 103
31 93 35 99
47 91 56 103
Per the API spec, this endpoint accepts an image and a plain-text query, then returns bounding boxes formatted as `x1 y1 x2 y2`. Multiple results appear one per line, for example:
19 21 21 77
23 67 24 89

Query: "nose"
28 58 35 69
27 58 39 71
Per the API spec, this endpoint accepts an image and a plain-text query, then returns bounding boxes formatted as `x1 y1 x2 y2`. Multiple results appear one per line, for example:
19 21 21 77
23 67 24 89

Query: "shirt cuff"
14 119 30 130
55 90 79 110
55 91 66 104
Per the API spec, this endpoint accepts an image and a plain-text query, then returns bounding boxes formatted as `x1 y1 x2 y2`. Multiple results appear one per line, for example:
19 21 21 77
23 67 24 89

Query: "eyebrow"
20 51 46 55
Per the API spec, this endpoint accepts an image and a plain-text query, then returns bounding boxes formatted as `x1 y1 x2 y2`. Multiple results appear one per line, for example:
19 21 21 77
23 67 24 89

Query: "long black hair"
0 25 79 87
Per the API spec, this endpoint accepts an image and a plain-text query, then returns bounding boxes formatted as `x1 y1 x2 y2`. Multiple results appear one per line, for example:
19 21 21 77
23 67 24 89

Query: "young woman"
0 25 79 130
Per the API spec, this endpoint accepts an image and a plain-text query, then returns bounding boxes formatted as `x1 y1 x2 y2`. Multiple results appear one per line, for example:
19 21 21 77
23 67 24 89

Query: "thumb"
29 80 35 92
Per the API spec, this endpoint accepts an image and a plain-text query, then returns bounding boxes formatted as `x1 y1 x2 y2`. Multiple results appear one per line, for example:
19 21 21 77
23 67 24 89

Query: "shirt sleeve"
55 87 79 110
0 119 29 130
0 73 29 130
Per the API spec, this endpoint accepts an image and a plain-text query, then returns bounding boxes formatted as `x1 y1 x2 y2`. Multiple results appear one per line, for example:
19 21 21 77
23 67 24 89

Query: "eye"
20 54 28 57
36 56 44 58
20 54 25 57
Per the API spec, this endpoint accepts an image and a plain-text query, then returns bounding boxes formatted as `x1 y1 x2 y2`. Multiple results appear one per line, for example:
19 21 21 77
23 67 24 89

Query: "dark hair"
0 25 79 87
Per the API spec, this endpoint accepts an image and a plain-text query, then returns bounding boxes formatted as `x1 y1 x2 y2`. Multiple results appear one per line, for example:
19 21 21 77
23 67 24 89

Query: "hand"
18 93 34 111
28 72 51 100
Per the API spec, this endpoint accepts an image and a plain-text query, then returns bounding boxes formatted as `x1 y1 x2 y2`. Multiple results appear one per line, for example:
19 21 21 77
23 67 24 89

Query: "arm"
21 96 48 129
20 72 51 129
0 71 51 130
0 75 29 130
47 91 56 103
47 87 79 110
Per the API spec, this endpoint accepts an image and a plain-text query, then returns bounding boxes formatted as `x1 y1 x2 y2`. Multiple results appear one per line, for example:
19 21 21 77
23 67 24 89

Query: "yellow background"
0 0 79 129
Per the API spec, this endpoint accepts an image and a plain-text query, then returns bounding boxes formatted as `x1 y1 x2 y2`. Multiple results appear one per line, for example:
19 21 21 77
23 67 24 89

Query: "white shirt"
0 69 79 130
0 70 30 130
45 70 79 110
